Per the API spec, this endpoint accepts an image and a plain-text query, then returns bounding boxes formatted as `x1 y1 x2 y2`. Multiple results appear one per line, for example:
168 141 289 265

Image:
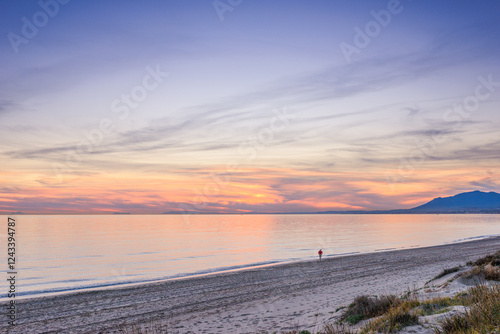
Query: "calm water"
1 214 499 299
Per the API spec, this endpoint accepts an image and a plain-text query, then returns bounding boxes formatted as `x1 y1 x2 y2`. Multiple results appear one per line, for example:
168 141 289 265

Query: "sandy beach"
2 236 500 334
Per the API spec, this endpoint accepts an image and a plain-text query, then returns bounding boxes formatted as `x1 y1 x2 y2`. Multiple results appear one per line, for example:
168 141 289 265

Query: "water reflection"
1 214 498 298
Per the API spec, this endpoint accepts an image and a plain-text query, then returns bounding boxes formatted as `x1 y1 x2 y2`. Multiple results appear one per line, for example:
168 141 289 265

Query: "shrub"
340 295 400 324
484 264 500 280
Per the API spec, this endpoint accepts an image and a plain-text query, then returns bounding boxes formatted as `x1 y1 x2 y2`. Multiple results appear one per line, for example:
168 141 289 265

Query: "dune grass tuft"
118 319 169 334
340 295 401 325
434 284 500 334
462 249 500 281
359 298 420 333
321 324 357 333
416 297 454 316
468 249 500 267
432 266 461 280
280 324 356 334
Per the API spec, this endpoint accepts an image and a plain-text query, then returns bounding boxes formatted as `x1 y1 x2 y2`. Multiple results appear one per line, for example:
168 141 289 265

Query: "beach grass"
462 249 500 281
280 325 357 334
322 285 499 334
118 319 169 334
340 295 401 325
467 249 500 267
360 306 419 333
432 266 461 280
434 284 500 334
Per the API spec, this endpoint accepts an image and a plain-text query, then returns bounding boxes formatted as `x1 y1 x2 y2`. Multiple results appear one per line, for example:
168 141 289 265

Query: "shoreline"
2 213 500 215
4 234 497 302
2 236 500 333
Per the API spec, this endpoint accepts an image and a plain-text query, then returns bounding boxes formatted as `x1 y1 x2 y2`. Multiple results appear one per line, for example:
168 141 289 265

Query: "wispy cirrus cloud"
1 1 500 213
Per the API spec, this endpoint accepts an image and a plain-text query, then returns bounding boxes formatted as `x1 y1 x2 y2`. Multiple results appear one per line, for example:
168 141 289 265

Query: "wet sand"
2 236 500 334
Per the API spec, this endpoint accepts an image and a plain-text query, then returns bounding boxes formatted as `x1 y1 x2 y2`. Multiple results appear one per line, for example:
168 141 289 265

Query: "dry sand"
2 236 500 334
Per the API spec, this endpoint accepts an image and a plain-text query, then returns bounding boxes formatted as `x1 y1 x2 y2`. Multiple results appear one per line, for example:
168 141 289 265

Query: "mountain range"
163 190 500 214
319 190 500 214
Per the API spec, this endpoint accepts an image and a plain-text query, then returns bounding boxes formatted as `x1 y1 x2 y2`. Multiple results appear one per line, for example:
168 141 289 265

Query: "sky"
1 0 500 214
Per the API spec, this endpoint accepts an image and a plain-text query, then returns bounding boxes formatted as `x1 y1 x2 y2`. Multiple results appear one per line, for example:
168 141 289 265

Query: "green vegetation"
468 249 500 267
118 320 168 334
282 326 355 334
361 307 419 333
462 250 500 281
418 301 450 316
340 295 401 324
432 266 461 280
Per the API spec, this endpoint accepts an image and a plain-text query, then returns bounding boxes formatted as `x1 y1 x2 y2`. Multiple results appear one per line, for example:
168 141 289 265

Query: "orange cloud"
1 164 498 213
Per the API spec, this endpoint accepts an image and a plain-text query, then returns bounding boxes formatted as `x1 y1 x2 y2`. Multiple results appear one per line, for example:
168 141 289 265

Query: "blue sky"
1 0 500 213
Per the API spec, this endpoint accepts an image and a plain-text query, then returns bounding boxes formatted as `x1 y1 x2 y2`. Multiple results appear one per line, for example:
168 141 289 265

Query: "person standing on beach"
318 249 323 261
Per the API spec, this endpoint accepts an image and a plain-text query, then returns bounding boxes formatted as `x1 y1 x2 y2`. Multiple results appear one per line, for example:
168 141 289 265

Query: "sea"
1 214 499 300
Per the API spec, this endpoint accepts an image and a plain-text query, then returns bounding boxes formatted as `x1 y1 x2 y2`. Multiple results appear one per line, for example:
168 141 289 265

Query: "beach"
2 236 500 334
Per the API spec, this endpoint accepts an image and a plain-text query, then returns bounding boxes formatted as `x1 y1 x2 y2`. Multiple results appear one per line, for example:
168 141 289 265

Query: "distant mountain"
318 190 500 214
163 190 500 215
407 190 500 213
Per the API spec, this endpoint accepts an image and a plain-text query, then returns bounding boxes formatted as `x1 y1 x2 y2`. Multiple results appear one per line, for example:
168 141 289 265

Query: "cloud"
0 100 15 114
434 139 500 162
2 46 466 164
406 106 420 117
